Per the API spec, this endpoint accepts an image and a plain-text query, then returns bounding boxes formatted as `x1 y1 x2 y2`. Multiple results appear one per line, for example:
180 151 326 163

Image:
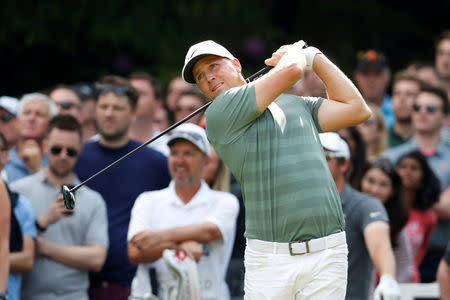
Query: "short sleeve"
205 193 239 244
128 192 153 241
15 196 37 239
205 84 261 144
356 197 389 230
85 193 109 248
302 96 324 133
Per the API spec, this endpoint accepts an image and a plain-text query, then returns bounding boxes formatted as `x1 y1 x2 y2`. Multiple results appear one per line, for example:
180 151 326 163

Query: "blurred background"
1 0 449 96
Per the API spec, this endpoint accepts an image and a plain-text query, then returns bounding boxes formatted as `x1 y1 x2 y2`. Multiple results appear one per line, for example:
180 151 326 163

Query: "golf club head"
61 185 75 210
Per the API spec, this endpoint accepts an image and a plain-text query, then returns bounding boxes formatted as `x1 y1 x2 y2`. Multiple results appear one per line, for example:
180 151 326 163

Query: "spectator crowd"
0 29 449 300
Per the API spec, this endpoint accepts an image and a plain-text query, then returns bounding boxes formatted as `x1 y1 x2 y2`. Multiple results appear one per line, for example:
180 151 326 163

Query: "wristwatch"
35 220 47 232
0 292 8 299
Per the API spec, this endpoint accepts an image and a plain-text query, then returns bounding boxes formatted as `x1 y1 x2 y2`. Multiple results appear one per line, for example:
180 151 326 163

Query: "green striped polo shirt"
205 83 344 242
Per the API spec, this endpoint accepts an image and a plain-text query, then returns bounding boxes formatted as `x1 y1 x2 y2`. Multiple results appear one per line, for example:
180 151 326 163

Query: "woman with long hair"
360 158 412 292
395 150 440 282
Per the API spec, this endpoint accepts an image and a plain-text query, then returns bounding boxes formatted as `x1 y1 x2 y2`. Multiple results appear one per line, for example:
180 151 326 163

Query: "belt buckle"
288 240 310 256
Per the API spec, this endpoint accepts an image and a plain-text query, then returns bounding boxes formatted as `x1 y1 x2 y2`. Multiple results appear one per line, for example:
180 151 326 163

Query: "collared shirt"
128 180 239 300
10 170 108 300
4 146 48 183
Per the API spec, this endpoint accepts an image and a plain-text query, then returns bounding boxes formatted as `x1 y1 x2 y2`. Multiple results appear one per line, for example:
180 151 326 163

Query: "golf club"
62 65 274 209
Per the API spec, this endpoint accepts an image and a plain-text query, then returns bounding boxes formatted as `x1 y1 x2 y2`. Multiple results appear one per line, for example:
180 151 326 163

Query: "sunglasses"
57 101 79 110
413 104 438 113
50 146 78 157
96 84 132 97
0 113 14 123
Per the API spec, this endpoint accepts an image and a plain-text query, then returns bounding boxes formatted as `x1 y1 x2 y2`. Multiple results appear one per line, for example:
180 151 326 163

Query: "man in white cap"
0 96 20 150
181 39 371 299
320 132 400 300
127 123 239 300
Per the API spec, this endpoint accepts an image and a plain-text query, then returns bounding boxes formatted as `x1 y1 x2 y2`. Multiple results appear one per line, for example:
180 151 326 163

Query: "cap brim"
182 54 211 84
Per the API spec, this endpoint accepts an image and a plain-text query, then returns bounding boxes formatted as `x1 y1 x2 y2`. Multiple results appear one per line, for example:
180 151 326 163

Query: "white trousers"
244 238 348 300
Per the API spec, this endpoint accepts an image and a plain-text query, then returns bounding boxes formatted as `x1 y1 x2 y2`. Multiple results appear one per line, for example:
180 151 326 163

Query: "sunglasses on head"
0 113 14 123
50 146 78 157
96 84 131 97
413 104 438 113
57 101 78 110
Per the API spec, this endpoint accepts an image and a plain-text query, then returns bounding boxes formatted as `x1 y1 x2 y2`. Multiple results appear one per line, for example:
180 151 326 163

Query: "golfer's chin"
210 86 228 101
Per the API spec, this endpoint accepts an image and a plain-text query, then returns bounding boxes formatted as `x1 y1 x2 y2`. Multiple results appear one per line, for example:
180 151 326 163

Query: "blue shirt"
380 94 395 129
74 140 171 286
3 146 48 183
7 195 37 300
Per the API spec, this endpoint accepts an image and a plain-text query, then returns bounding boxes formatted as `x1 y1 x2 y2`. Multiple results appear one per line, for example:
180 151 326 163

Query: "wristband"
303 46 322 67
35 220 47 232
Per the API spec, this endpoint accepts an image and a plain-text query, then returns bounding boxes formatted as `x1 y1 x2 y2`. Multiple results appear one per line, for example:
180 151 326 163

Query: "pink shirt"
405 209 437 282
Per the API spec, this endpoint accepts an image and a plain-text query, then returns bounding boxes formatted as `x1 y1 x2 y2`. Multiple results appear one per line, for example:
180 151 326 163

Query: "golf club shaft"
69 65 274 193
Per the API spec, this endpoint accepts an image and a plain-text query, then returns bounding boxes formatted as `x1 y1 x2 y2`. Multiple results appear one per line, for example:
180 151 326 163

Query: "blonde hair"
368 103 388 159
211 160 230 192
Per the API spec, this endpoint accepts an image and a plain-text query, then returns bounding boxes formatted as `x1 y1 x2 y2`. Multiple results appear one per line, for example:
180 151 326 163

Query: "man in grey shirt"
11 115 108 300
320 132 400 300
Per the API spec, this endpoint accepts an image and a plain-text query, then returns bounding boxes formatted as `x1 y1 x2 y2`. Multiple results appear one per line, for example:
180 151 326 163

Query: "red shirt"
405 209 437 282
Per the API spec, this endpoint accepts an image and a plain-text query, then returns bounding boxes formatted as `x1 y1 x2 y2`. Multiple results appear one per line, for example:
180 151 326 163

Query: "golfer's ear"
231 58 242 73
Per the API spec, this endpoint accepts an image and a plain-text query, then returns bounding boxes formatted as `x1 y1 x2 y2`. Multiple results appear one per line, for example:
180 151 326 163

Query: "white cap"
182 40 235 84
319 132 350 160
0 96 19 116
167 123 210 155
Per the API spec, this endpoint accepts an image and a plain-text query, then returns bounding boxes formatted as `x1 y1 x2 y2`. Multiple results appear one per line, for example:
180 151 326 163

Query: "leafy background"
1 0 449 96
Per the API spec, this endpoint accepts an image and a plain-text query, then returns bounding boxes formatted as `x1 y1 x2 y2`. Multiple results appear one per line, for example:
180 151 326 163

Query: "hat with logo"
182 40 235 84
356 49 389 71
0 96 19 116
167 123 210 155
319 132 350 160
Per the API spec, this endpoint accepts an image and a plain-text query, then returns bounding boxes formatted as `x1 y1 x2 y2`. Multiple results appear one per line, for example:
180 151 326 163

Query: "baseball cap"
167 123 210 155
356 49 389 71
182 40 235 84
319 132 350 160
0 96 19 116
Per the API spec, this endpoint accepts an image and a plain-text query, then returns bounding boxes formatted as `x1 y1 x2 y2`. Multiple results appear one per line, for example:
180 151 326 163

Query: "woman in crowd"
202 145 230 192
357 103 388 162
360 158 412 289
395 150 440 282
338 126 367 190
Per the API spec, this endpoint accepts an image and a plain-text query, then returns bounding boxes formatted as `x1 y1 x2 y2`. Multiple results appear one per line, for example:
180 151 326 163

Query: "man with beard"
11 115 109 300
74 75 171 299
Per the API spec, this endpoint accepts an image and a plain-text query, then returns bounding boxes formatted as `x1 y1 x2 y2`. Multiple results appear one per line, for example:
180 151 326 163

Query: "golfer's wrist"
303 46 322 67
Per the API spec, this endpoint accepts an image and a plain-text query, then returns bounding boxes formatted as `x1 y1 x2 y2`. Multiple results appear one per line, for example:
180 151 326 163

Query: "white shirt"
128 180 239 300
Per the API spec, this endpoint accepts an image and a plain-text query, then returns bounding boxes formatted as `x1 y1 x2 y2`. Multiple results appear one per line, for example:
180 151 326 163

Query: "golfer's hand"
40 195 73 227
265 40 306 67
130 230 165 251
374 274 400 300
19 139 42 173
177 240 203 262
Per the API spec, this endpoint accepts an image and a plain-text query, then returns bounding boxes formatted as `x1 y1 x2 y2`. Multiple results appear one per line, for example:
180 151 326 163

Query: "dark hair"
96 75 139 109
434 29 450 50
49 84 81 101
364 158 409 248
396 150 441 210
418 84 449 115
0 131 7 150
48 115 83 140
339 126 367 190
129 71 162 100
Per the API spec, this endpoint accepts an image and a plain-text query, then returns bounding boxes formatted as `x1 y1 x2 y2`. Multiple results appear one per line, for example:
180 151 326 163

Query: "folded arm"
10 236 35 272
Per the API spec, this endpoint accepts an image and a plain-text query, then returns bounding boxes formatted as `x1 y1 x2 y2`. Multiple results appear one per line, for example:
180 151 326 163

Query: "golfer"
182 40 371 299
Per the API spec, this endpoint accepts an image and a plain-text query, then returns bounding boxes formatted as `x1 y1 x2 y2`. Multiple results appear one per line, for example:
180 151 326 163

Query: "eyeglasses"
0 113 14 123
413 104 439 113
50 146 78 157
56 101 79 110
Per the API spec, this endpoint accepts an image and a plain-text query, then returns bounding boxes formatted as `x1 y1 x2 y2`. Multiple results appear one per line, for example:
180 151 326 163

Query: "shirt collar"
167 180 211 207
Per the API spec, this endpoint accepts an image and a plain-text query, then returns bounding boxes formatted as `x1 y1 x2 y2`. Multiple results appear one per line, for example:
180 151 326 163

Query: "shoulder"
135 187 171 206
382 141 417 163
10 173 40 191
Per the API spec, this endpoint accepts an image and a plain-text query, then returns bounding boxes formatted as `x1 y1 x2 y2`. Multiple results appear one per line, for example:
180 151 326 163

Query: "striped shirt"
205 83 344 242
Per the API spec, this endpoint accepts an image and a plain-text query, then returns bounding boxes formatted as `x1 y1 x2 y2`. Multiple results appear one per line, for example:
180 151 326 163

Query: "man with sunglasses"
10 115 109 300
74 75 171 299
383 85 450 283
49 84 82 122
